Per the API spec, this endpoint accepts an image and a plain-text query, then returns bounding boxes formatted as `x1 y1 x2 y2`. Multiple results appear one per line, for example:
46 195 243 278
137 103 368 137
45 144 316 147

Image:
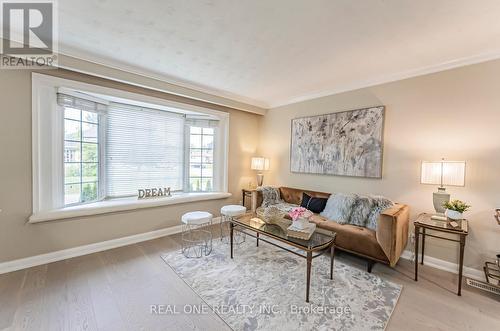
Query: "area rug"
161 239 401 331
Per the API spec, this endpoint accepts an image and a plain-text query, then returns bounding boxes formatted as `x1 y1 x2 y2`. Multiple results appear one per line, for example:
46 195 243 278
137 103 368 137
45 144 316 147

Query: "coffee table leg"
306 251 312 303
256 232 259 247
330 245 335 280
230 222 234 259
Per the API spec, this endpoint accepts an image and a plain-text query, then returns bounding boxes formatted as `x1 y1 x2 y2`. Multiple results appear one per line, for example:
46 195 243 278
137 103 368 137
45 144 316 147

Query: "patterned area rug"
161 239 401 331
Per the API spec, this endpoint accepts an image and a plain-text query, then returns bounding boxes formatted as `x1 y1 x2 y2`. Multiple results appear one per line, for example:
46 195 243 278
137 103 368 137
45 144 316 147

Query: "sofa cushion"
300 193 328 214
320 193 357 224
310 215 389 263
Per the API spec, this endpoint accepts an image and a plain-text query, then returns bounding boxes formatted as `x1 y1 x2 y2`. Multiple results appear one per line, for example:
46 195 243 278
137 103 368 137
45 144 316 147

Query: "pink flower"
288 207 313 221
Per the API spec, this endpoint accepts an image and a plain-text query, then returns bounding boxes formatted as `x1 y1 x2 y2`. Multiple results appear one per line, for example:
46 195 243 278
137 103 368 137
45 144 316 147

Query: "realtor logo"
0 0 58 68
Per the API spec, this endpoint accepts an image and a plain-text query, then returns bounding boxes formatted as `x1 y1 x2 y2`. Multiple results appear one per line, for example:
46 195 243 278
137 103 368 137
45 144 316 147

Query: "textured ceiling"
59 0 500 108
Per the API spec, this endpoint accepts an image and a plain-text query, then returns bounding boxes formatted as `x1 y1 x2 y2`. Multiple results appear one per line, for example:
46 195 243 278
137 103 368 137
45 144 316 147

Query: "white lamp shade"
251 157 270 171
421 161 466 187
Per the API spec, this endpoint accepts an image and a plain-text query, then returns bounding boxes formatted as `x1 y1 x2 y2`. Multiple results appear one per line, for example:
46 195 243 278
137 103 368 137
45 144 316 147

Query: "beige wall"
0 69 261 263
259 59 500 270
2 59 500 270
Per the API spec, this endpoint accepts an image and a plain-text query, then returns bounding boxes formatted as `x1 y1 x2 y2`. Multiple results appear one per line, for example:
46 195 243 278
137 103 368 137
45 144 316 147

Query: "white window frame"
31 73 230 222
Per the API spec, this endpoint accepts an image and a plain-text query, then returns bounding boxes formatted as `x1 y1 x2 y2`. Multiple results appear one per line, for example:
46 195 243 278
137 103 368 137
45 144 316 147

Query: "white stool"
181 211 213 258
220 205 247 244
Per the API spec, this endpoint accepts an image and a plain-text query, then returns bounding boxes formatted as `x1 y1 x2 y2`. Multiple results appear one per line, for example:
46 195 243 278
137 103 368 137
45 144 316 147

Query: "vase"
445 209 463 220
292 217 309 230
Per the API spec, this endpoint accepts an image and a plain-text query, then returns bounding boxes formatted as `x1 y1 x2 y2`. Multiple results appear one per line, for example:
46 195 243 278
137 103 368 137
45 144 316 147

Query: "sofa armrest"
376 203 410 267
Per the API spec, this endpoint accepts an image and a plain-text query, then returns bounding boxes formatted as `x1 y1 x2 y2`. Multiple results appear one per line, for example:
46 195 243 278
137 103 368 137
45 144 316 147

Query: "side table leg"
230 222 234 259
414 226 419 281
256 232 259 247
306 251 312 303
458 235 465 296
421 228 426 265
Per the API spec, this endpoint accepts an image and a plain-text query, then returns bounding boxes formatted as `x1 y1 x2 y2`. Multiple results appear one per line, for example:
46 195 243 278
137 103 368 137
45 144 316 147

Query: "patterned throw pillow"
320 193 357 224
257 186 283 208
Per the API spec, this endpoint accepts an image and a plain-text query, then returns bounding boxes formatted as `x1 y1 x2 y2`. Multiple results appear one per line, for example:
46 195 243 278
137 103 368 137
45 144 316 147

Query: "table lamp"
421 159 466 220
251 157 270 187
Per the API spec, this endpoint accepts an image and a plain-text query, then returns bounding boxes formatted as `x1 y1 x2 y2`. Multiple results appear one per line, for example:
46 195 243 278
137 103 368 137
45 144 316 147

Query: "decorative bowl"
445 209 463 220
256 206 287 224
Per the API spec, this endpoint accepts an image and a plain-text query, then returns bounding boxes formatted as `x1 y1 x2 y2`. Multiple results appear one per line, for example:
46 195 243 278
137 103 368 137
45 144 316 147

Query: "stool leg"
220 214 225 241
205 221 213 256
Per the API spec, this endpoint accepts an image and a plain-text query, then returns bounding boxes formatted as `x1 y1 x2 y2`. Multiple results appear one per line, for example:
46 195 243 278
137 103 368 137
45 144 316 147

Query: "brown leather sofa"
257 187 410 270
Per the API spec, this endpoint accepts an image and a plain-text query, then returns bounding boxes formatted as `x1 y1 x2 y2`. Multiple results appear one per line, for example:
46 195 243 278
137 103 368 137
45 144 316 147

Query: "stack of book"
287 222 316 240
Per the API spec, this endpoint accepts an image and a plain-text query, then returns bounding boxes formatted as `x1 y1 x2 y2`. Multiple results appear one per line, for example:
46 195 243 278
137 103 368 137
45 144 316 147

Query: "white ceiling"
59 0 500 109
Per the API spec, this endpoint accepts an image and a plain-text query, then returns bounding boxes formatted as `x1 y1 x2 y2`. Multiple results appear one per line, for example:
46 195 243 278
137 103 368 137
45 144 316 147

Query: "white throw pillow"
320 193 357 224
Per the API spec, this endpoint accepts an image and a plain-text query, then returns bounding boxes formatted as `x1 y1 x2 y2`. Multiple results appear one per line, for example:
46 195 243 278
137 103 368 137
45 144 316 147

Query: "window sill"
28 192 232 224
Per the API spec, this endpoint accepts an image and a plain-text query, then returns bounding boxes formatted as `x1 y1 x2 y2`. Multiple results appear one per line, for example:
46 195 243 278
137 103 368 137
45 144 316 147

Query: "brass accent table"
230 213 336 303
414 213 469 296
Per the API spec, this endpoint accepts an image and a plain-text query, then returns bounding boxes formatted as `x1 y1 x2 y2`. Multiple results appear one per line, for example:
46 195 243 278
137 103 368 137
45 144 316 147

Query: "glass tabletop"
232 213 335 250
415 213 468 234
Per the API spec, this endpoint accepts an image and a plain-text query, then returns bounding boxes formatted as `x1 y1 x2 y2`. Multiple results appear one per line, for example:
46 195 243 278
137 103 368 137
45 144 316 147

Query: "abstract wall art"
290 106 385 178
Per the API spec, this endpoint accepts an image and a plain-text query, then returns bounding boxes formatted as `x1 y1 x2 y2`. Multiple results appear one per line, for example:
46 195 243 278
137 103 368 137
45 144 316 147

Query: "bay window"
31 73 229 221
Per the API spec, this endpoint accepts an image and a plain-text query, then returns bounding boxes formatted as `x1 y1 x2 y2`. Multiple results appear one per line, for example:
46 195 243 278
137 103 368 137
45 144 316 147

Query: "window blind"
57 93 107 113
106 102 185 197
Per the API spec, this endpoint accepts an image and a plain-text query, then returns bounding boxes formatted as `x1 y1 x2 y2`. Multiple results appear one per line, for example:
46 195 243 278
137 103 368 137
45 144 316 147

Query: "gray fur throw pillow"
257 186 283 208
349 195 375 228
366 196 395 230
320 193 357 224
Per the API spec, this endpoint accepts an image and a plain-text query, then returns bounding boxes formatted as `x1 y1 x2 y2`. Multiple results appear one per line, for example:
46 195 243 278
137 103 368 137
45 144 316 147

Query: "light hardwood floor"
1 229 499 331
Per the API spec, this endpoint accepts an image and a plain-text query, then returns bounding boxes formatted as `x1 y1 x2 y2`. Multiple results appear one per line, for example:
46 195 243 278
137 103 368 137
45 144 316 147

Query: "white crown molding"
57 46 269 112
400 250 483 280
0 217 220 275
268 50 500 109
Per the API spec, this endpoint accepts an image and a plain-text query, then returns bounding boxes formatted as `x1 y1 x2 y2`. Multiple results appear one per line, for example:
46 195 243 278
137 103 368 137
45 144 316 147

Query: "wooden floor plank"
11 265 47 331
0 269 26 330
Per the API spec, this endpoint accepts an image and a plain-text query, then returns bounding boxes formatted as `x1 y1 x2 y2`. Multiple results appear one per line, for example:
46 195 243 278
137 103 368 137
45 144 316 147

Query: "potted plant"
443 199 471 220
288 207 313 230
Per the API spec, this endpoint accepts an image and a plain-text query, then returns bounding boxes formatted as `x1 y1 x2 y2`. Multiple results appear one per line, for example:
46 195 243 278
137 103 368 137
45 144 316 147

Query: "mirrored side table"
414 213 468 296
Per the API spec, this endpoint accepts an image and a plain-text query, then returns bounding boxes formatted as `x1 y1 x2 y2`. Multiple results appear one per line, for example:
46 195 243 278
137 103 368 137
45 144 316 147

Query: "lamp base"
257 173 264 187
433 187 450 214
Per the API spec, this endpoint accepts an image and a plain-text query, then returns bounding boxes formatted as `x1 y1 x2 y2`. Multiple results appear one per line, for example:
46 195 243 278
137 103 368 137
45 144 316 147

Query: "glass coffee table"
229 213 336 302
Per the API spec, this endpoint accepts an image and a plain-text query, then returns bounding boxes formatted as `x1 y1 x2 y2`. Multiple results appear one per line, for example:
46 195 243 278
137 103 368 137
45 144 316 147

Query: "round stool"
220 205 247 244
181 211 213 258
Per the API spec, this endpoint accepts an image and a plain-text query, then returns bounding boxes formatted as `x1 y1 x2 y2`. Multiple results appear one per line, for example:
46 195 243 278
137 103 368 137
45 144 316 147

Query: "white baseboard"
400 250 484 280
0 218 220 275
